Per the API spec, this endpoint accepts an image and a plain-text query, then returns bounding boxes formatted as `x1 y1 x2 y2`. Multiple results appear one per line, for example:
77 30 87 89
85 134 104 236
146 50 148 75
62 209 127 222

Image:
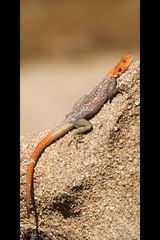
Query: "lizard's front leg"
108 86 123 103
106 77 123 103
69 119 93 148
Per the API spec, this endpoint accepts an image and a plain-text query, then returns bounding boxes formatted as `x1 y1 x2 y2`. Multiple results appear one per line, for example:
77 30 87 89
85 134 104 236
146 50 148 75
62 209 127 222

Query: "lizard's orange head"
107 54 134 78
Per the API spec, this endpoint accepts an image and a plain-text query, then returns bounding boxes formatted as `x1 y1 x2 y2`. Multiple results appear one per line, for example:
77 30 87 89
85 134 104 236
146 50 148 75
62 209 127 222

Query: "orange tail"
106 55 134 78
26 133 56 218
26 123 73 218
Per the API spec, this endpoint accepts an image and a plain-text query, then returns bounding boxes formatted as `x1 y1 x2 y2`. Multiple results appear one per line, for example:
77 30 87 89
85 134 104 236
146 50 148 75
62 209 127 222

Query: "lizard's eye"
118 68 122 72
122 60 126 63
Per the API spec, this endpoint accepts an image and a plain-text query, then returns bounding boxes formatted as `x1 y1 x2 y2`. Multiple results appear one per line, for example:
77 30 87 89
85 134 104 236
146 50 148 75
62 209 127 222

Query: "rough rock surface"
20 60 140 240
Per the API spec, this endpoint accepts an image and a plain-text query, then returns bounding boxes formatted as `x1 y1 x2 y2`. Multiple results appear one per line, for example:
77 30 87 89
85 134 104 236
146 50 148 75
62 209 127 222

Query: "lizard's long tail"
26 122 73 218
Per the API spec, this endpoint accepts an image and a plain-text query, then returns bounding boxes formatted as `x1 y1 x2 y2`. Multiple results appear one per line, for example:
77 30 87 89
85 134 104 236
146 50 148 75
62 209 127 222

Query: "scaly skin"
26 55 134 218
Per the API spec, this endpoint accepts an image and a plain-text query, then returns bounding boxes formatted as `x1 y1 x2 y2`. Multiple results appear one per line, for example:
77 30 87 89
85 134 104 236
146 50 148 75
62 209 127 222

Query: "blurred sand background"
21 0 140 135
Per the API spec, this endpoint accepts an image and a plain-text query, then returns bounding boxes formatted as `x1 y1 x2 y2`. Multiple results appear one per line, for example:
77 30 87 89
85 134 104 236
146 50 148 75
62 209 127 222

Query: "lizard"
26 54 134 218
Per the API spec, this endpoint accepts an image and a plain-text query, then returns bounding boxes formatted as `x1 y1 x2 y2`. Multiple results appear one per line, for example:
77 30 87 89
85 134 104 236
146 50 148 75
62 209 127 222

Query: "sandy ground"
21 51 139 135
20 60 140 239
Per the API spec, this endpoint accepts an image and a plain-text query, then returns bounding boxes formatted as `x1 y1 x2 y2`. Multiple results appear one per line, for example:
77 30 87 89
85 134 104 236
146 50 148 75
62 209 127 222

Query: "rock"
20 60 140 240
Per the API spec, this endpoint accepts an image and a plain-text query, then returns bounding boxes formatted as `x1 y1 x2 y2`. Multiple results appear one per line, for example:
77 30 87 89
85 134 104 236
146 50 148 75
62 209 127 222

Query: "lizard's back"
66 76 117 122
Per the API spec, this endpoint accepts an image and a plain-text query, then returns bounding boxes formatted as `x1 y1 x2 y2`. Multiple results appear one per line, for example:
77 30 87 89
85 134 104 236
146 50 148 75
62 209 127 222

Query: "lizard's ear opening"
114 68 123 77
110 67 123 78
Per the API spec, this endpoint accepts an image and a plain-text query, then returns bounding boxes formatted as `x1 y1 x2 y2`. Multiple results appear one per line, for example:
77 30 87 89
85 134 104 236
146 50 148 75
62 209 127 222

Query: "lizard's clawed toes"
68 134 84 149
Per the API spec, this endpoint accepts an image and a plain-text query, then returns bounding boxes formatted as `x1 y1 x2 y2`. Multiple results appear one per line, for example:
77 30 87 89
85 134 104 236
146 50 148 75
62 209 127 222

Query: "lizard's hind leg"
69 119 93 148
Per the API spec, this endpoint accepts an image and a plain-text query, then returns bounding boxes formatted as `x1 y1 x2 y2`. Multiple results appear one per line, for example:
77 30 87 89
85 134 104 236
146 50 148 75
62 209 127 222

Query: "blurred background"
21 0 140 135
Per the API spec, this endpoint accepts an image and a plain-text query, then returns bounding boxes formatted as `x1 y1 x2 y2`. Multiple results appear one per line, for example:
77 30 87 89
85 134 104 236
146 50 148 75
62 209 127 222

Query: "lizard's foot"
74 134 84 149
68 134 84 149
116 86 123 95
